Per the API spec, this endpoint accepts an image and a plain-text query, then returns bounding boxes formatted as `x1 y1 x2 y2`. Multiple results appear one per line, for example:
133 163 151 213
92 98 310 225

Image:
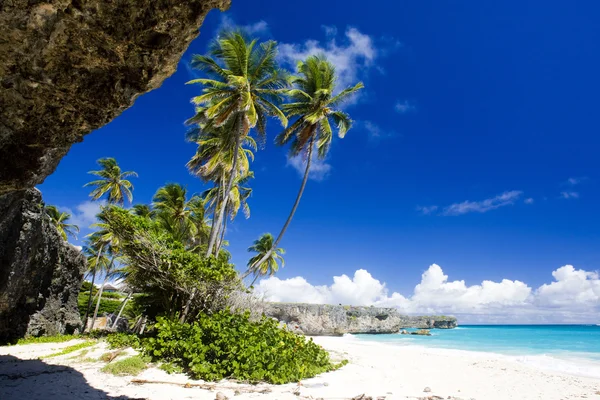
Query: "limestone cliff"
0 0 230 194
0 0 229 342
264 303 457 336
0 189 86 344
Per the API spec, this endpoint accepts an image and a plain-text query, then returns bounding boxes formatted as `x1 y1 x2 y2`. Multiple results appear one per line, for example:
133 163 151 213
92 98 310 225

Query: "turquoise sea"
354 325 600 378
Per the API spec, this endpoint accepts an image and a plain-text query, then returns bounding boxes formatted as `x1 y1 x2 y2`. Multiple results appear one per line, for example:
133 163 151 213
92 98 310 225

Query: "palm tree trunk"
82 270 96 330
111 292 132 329
249 273 260 287
83 244 103 331
253 140 314 269
90 258 113 330
206 115 243 256
216 206 229 253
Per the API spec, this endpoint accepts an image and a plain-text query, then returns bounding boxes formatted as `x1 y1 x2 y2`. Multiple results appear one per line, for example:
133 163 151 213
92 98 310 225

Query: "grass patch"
101 355 149 376
43 341 96 359
14 334 80 346
69 348 91 360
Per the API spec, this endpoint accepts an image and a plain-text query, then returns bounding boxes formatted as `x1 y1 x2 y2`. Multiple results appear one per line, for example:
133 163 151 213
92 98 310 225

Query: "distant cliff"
264 303 457 336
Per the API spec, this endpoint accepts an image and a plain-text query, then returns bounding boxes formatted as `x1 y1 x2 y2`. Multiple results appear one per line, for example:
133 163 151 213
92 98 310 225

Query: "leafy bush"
142 311 344 384
106 332 141 350
101 355 149 376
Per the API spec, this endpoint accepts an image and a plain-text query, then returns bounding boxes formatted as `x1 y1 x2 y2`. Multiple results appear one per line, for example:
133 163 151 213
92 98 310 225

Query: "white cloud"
565 177 587 186
416 205 438 215
256 264 600 324
218 16 269 35
61 200 103 230
394 100 416 114
278 27 378 90
560 191 579 199
361 121 398 140
441 190 523 216
524 198 534 204
286 148 331 181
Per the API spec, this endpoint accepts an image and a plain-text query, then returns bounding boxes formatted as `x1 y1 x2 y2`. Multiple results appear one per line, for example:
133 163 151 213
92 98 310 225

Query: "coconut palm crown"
45 205 80 241
84 158 137 205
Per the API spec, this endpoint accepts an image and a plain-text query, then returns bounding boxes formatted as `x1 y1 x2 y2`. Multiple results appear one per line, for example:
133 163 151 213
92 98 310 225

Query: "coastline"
2 335 600 400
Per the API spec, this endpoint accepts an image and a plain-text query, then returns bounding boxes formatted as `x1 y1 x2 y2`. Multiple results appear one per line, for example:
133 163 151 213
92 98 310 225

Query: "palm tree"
245 233 285 286
253 55 364 269
84 158 137 205
202 171 253 252
44 205 80 241
187 30 288 256
152 183 204 246
131 204 153 218
90 249 119 330
82 244 110 329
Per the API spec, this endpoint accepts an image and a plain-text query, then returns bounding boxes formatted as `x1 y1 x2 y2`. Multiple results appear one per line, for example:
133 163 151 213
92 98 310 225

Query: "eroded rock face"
0 189 86 343
0 0 230 194
264 303 458 336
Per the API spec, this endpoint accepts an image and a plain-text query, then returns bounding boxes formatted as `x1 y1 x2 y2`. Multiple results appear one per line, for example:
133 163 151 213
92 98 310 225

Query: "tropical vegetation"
67 27 362 384
45 205 79 240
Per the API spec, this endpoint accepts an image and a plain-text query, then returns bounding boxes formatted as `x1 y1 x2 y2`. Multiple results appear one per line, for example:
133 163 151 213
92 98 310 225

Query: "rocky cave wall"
0 0 230 343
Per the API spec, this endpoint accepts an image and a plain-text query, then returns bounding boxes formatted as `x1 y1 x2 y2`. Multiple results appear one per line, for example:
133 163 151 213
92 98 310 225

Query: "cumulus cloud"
560 191 579 199
394 100 416 114
278 27 378 90
441 190 523 216
286 147 331 181
61 200 103 231
256 264 600 323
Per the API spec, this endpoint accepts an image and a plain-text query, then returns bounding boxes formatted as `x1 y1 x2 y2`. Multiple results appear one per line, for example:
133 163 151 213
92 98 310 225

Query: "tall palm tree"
131 204 154 218
187 30 288 256
82 244 110 329
245 233 285 286
152 183 204 246
44 205 79 241
253 55 364 269
203 171 253 252
84 158 137 205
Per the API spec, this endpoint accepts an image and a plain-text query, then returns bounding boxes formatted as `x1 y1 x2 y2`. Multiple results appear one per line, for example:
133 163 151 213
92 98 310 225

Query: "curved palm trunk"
206 115 243 256
216 205 229 253
111 292 132 329
249 273 261 287
83 244 103 331
90 258 113 330
253 141 314 270
82 270 96 330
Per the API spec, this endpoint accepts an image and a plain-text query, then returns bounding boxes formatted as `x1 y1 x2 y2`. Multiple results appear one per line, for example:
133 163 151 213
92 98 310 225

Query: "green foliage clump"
13 334 80 346
106 332 141 350
142 311 344 384
101 355 149 376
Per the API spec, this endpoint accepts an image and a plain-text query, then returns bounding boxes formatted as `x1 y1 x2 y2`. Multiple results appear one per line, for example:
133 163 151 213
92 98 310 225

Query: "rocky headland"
264 303 457 336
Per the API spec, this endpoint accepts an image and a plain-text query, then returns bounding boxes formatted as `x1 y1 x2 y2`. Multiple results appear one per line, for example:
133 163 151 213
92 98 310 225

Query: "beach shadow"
0 355 139 400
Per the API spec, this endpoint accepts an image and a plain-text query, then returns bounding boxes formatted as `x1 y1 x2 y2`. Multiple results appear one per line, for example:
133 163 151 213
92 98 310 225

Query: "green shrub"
142 311 345 384
106 332 141 350
101 355 149 376
77 292 135 320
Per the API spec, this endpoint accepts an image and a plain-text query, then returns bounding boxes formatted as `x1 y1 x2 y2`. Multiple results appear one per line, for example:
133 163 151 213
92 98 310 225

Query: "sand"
1 335 599 400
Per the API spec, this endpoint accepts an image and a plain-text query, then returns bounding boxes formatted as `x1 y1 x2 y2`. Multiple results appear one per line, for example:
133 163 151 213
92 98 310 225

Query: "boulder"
0 189 85 343
411 329 432 336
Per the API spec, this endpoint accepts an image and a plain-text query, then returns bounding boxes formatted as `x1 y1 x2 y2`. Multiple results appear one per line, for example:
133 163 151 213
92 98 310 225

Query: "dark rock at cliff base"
0 0 230 194
0 189 86 344
264 303 457 336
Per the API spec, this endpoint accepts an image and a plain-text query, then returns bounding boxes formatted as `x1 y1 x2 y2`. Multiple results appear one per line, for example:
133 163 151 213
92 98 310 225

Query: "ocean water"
354 325 600 378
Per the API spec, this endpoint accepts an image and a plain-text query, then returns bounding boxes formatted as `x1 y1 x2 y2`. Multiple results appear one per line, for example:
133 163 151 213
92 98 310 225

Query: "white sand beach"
1 336 599 400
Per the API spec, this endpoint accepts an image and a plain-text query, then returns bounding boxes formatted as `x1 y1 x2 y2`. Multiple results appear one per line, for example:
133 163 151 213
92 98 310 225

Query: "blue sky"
39 1 600 322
